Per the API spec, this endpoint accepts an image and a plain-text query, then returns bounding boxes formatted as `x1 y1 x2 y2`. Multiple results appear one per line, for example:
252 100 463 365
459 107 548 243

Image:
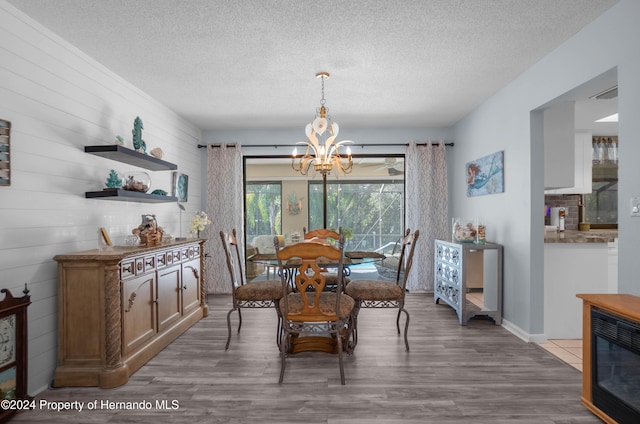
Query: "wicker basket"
139 229 163 246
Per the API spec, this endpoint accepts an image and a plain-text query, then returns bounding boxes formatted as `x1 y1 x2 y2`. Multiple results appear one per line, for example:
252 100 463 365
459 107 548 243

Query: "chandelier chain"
319 75 326 107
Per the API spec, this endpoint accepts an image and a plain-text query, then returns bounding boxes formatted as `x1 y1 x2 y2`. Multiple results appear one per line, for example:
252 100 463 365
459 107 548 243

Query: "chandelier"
292 72 353 176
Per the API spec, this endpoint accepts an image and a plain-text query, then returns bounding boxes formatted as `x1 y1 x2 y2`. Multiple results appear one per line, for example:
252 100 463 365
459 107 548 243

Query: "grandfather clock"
0 286 31 423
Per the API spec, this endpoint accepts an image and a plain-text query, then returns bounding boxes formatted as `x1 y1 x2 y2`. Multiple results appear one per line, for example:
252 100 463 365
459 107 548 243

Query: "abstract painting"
466 151 504 197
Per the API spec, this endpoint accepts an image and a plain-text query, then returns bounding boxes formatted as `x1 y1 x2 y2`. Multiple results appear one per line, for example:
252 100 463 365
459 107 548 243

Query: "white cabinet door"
545 131 592 194
544 243 608 339
544 102 575 189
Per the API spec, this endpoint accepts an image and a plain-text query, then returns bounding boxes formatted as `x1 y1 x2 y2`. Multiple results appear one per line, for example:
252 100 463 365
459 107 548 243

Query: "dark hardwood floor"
13 293 600 423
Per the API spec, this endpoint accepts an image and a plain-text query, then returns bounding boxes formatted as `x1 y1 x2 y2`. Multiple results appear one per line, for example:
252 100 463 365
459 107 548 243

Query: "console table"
53 240 207 388
434 240 503 325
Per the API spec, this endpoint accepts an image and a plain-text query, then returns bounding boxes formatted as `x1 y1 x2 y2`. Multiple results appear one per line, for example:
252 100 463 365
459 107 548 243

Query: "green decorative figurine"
132 116 146 154
105 169 122 189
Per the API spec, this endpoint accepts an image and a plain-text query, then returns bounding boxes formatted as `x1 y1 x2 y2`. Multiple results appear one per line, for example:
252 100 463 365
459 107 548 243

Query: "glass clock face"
0 315 15 367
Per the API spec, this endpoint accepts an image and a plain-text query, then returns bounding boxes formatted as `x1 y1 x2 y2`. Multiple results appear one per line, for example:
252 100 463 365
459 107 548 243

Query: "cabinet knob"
182 285 187 291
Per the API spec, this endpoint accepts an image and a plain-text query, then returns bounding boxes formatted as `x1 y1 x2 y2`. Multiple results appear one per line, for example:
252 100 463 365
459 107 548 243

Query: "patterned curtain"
405 141 449 292
205 144 243 294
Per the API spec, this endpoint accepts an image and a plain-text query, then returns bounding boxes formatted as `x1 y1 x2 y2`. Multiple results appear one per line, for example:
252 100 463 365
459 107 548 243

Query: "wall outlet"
631 197 640 217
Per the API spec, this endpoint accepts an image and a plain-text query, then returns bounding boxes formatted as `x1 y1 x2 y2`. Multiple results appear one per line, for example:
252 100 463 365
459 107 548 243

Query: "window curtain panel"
405 141 449 292
205 144 243 294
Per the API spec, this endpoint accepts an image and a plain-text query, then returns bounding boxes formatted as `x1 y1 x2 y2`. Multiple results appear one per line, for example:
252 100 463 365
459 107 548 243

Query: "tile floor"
466 291 583 371
538 339 583 371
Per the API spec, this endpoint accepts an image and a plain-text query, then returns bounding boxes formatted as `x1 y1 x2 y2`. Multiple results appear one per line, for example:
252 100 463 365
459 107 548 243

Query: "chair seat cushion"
235 280 284 301
280 292 355 319
322 273 351 286
344 280 403 301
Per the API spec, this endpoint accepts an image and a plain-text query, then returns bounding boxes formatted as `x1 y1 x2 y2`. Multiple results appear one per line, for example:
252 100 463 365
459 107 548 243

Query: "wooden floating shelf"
84 145 177 171
85 189 178 203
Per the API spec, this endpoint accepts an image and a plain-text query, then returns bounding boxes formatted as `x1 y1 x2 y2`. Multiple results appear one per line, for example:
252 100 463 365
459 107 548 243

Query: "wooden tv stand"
576 293 640 424
54 240 208 388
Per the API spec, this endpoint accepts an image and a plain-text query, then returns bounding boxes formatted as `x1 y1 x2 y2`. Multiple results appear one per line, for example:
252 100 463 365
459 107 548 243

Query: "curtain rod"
197 142 454 149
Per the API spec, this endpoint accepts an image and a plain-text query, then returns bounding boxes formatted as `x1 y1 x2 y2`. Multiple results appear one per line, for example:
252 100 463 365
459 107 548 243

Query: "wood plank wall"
0 2 203 394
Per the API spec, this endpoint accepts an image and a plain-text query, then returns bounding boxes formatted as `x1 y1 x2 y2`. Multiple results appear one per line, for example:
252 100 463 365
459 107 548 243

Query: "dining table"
248 250 385 283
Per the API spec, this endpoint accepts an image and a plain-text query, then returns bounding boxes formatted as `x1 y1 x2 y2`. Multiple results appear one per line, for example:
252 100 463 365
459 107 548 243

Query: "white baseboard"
501 318 547 343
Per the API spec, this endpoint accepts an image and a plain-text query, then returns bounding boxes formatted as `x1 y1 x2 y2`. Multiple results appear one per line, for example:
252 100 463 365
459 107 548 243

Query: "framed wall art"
0 119 10 186
172 172 189 202
466 150 504 197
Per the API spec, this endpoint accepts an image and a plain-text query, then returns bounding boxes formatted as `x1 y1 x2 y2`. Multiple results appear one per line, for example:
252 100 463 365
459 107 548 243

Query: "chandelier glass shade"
292 72 353 176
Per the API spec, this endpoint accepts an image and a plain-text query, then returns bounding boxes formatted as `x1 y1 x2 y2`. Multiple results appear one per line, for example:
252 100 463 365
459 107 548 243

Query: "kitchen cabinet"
544 101 575 189
544 242 611 339
544 131 593 194
53 240 207 388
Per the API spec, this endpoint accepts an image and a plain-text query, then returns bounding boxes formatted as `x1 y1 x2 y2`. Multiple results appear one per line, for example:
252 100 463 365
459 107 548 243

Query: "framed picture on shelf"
172 172 189 202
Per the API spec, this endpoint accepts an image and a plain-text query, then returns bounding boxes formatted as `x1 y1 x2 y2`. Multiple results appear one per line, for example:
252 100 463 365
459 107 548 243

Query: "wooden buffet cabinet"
53 240 208 388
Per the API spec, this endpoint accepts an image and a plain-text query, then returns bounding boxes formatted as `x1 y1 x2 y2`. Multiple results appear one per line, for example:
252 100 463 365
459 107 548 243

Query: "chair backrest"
275 235 345 322
395 229 420 291
220 229 246 298
303 227 341 244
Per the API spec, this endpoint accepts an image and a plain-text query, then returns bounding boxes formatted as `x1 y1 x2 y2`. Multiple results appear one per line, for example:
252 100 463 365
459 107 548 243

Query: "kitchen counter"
544 229 618 244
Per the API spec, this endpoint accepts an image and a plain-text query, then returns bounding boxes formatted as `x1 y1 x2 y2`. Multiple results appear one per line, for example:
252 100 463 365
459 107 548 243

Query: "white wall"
450 0 640 340
0 2 202 394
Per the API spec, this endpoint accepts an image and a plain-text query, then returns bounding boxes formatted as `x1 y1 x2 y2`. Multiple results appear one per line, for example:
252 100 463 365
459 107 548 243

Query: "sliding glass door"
308 180 404 253
244 155 405 279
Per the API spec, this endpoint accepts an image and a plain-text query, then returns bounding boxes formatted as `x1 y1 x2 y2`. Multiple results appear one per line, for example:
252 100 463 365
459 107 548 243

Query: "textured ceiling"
7 0 618 131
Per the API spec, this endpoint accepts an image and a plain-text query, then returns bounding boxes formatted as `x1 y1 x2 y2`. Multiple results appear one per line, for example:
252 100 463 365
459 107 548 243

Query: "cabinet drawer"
121 259 136 279
143 255 156 272
166 249 181 266
135 257 145 275
156 251 168 268
182 245 199 260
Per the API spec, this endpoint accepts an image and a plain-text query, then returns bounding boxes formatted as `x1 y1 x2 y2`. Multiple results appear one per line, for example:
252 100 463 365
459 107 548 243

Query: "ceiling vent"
590 85 618 100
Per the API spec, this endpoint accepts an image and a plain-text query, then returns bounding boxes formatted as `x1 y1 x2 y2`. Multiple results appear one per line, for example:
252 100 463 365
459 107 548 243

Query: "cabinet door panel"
122 274 155 355
156 265 181 331
181 258 201 314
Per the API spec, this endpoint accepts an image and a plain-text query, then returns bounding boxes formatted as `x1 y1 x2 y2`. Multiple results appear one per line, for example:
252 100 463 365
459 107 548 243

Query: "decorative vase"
122 171 151 193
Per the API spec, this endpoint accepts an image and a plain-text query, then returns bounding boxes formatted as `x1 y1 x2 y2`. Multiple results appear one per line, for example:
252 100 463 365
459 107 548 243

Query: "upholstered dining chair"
302 227 350 288
344 228 419 351
274 235 355 385
220 229 285 351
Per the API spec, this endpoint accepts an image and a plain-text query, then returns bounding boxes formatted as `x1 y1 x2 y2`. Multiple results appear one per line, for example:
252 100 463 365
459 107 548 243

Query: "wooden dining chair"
220 229 285 350
302 227 351 288
274 235 355 385
344 228 419 351
303 227 341 243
